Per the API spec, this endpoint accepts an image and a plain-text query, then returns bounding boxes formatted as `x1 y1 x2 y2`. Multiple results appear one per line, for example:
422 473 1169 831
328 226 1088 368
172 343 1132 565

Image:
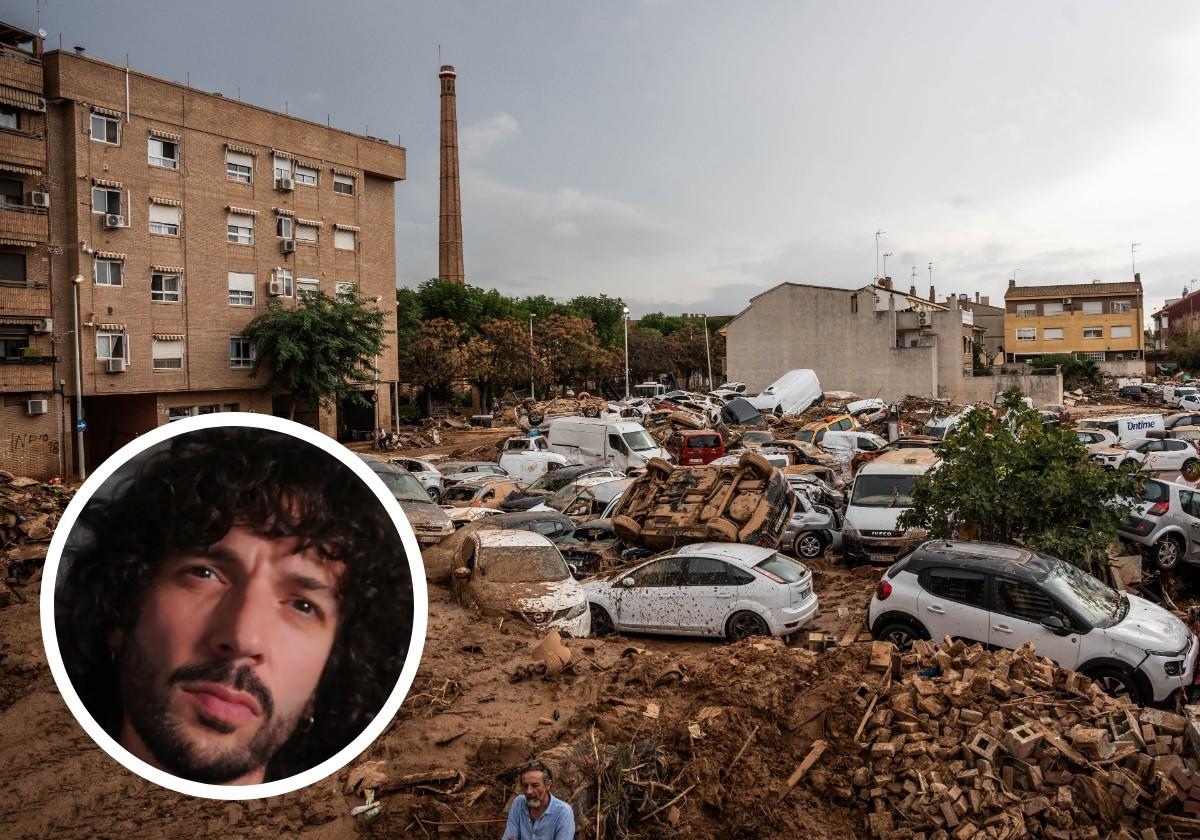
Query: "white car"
1073 428 1120 456
867 540 1196 703
1091 438 1199 473
389 456 446 501
583 543 818 641
1180 394 1200 412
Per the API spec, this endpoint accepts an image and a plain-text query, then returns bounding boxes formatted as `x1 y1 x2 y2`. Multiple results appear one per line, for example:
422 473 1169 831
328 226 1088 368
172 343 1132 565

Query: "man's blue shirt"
502 793 574 840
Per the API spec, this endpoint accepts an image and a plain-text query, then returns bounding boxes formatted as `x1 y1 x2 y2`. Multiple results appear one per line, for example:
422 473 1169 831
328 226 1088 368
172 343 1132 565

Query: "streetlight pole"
623 305 630 399
702 313 712 388
71 274 86 479
528 313 536 401
874 229 886 280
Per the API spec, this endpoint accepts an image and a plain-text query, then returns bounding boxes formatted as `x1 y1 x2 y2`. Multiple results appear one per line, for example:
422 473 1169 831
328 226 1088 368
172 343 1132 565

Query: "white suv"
1092 437 1198 473
867 540 1197 704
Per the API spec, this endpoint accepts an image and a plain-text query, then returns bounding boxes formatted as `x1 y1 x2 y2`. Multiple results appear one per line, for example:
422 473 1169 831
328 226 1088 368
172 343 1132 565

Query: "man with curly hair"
55 426 413 785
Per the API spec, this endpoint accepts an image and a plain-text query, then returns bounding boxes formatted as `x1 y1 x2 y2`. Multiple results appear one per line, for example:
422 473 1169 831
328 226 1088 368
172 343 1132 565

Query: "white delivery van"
547 417 670 473
1164 385 1199 408
1077 414 1166 442
633 381 667 399
748 369 824 415
843 449 940 565
497 435 571 483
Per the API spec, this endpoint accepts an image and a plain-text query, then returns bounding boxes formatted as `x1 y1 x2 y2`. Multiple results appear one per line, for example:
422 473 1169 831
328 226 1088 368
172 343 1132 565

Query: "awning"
226 205 259 216
95 250 126 260
92 178 122 189
151 264 184 274
90 104 122 118
271 149 295 160
149 196 182 206
0 236 36 247
0 315 42 324
0 161 40 176
148 128 181 142
333 223 360 232
331 166 357 178
95 322 126 331
273 207 295 216
225 142 259 156
153 333 185 341
296 218 321 227
294 157 323 171
0 85 44 112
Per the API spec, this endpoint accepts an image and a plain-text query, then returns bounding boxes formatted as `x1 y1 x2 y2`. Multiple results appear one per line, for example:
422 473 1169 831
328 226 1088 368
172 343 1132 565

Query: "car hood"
501 493 548 511
1104 594 1192 654
516 579 586 613
1095 446 1129 457
473 578 585 617
845 505 907 531
399 500 453 528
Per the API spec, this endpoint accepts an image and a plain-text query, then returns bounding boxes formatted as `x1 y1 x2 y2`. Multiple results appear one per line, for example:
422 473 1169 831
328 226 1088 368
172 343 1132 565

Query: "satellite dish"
37 29 47 38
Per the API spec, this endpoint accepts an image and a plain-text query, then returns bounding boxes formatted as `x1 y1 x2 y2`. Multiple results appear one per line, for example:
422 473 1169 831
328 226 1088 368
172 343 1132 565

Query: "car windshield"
795 430 815 443
481 547 570 583
687 434 721 448
623 430 657 451
1038 558 1125 628
743 432 773 444
755 552 807 583
545 484 585 511
527 470 586 495
1141 480 1169 503
443 484 481 502
851 474 918 507
373 469 434 503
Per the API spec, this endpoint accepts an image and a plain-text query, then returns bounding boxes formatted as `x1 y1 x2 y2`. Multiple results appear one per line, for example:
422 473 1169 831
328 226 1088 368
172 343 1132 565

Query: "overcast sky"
12 1 1200 319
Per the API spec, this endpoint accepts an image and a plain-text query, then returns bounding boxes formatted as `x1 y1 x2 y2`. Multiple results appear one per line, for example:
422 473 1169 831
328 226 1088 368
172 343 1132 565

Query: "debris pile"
1 471 73 604
518 394 607 427
847 637 1200 838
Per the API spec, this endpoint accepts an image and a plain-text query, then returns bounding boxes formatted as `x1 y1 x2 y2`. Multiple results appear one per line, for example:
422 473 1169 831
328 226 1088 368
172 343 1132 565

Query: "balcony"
0 355 56 393
0 204 47 242
0 129 45 170
0 47 43 95
0 284 50 316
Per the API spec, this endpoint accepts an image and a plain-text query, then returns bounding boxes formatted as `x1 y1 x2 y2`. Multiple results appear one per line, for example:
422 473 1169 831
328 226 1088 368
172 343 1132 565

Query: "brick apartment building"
0 21 405 478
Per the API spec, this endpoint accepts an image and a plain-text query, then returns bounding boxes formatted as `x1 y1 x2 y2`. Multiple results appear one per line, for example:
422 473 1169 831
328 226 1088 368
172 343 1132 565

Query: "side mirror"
1040 615 1072 636
453 566 471 579
620 577 635 588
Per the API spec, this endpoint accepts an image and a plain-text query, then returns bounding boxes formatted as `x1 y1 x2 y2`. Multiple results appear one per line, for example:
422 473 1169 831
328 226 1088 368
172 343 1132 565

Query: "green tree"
1168 315 1200 371
1029 353 1099 389
242 290 388 421
464 318 534 409
536 314 603 391
568 294 627 349
401 318 468 415
897 390 1139 570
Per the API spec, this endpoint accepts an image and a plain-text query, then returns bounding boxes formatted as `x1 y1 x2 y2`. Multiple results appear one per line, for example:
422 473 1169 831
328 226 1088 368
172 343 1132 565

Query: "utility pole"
528 314 536 400
702 314 712 388
622 306 631 399
874 229 886 280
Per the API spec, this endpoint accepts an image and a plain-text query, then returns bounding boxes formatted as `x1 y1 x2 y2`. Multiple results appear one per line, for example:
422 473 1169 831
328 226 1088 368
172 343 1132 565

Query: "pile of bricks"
847 638 1200 839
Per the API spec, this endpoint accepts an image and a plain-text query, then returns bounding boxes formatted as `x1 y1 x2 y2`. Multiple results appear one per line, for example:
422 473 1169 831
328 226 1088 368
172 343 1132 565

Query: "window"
683 557 741 586
922 569 987 608
0 251 25 287
294 164 318 186
273 155 292 181
1042 302 1063 316
198 404 219 414
994 578 1064 624
1016 328 1036 341
151 271 182 302
94 258 123 286
1082 327 1103 339
1016 304 1036 317
91 187 121 215
227 212 253 245
1081 300 1103 314
90 113 120 144
297 277 320 299
334 228 356 251
1043 328 1063 340
167 406 196 422
223 403 240 412
152 339 183 369
335 281 356 300
1080 351 1104 362
0 177 20 206
226 150 253 183
228 271 255 306
295 223 318 243
628 556 686 587
96 330 127 361
230 336 254 368
1112 300 1132 313
147 137 178 169
273 268 294 297
148 203 181 236
333 173 355 195
276 215 293 238
0 105 17 130
1111 325 1133 339
0 326 30 357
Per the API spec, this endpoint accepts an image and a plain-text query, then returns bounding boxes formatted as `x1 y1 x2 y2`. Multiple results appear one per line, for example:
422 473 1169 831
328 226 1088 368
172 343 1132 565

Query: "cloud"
459 113 519 161
551 220 579 239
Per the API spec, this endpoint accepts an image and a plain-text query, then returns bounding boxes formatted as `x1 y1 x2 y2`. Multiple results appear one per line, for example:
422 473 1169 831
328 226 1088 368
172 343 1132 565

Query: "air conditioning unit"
275 177 295 191
26 399 47 416
32 318 52 334
268 278 284 296
106 357 126 373
280 239 296 254
28 191 50 208
103 213 125 229
917 310 929 327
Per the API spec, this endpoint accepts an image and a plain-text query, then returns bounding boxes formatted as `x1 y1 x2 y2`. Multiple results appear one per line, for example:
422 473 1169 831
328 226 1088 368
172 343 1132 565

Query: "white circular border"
39 412 429 800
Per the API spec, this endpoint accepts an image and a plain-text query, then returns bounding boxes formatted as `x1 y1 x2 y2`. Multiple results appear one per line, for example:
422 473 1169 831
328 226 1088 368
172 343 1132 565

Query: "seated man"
503 760 574 840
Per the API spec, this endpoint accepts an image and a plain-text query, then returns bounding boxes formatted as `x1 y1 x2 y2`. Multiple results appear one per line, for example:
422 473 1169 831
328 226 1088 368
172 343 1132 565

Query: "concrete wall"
1098 359 1146 378
955 370 1064 406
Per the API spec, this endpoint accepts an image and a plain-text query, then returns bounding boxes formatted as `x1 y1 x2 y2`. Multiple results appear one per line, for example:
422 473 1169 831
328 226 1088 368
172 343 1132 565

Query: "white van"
748 369 823 415
633 381 667 400
1164 385 1199 408
497 435 571 483
843 449 939 565
547 417 670 473
1077 413 1166 443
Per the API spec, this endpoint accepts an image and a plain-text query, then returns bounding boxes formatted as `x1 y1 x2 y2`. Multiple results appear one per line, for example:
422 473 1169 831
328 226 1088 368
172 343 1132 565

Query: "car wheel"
738 450 774 479
590 604 615 636
612 515 642 543
726 610 769 641
427 487 441 502
874 618 925 650
706 517 740 542
774 405 783 416
646 458 674 480
1155 534 1184 570
528 411 545 425
1184 459 1200 481
1084 666 1142 704
583 404 600 418
794 531 826 559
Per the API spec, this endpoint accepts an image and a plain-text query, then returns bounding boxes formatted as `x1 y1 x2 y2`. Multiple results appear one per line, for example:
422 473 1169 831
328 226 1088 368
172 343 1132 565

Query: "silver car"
782 490 842 559
390 456 446 501
1118 478 1200 569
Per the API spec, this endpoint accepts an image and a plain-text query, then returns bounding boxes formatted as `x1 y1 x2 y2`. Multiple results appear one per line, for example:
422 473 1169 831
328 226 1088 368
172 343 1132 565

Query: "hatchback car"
583 542 818 640
357 455 455 546
501 464 624 511
1118 478 1200 570
390 456 446 501
1092 438 1199 473
1166 412 1200 431
439 461 510 488
782 491 842 559
1074 428 1120 455
868 540 1197 703
440 476 523 509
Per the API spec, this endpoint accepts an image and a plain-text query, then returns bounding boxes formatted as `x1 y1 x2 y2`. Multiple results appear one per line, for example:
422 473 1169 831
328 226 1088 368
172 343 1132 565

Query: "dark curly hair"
55 426 414 781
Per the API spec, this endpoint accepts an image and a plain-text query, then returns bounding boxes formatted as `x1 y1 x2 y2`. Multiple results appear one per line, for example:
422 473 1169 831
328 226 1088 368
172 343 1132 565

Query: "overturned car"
609 451 796 550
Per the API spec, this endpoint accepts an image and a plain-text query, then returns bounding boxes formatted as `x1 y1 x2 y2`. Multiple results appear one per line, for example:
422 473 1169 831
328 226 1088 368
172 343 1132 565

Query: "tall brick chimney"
438 65 465 284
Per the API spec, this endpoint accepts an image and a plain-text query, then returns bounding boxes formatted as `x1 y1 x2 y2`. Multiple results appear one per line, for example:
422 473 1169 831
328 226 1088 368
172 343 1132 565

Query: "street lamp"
528 313 536 401
623 305 631 399
701 313 712 388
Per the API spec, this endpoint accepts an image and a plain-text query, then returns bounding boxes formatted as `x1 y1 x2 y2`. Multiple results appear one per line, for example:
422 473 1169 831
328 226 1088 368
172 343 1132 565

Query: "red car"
665 429 725 465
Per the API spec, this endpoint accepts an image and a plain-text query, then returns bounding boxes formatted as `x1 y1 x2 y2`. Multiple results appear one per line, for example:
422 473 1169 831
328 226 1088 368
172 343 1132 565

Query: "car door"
668 556 742 634
612 556 688 632
1162 439 1190 470
915 568 991 644
1176 489 1200 562
988 576 1082 669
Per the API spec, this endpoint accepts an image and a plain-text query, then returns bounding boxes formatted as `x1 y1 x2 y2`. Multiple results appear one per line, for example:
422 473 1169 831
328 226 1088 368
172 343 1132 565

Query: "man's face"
116 525 342 784
521 770 551 810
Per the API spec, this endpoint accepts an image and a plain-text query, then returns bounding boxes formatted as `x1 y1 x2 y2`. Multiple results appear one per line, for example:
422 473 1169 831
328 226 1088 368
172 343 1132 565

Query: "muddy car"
782 490 842 560
762 439 840 469
519 393 608 426
358 455 455 546
610 451 796 550
440 477 524 509
452 529 590 637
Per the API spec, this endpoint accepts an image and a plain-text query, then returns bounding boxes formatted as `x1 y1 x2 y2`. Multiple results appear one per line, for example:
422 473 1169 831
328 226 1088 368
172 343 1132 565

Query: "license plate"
795 585 811 600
